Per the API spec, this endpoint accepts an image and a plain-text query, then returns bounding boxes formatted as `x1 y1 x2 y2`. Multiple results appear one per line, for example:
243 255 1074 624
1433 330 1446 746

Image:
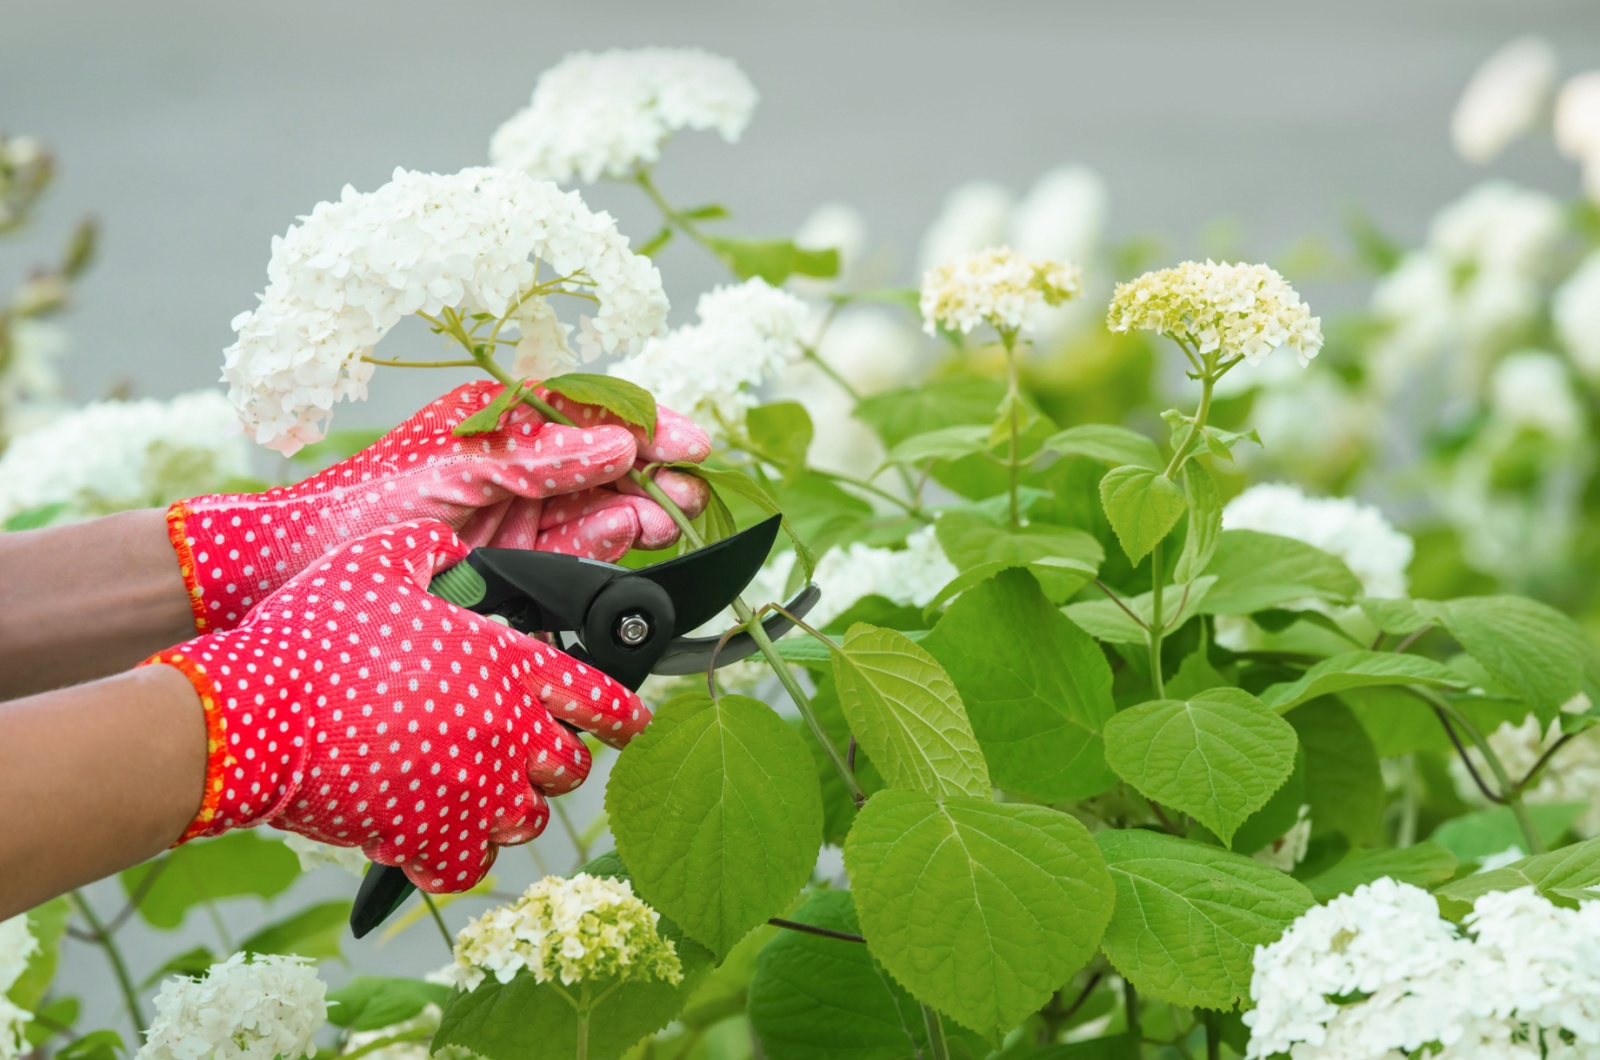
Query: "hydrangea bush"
14 38 1600 1060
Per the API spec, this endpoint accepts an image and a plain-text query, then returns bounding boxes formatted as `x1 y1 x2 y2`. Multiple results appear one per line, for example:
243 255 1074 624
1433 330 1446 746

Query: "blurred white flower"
1108 261 1322 368
0 318 65 430
917 182 1013 275
1431 181 1563 277
278 833 368 877
489 48 757 185
0 916 37 1060
1489 350 1585 443
508 297 576 380
1556 72 1600 200
1478 845 1527 872
1452 37 1557 163
743 526 955 630
446 873 681 992
793 202 868 288
1011 167 1109 268
920 247 1081 338
1251 805 1311 872
1223 483 1412 599
1554 252 1600 382
1249 373 1375 486
337 1003 472 1060
610 277 808 432
138 952 326 1060
0 390 251 525
1454 706 1600 838
224 167 667 454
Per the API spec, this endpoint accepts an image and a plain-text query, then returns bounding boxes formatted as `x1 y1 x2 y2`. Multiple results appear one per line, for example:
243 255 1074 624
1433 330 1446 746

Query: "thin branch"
1516 732 1576 793
768 917 866 944
1094 580 1149 631
1058 971 1104 1025
105 858 170 934
1394 625 1434 655
361 355 480 369
1430 703 1506 804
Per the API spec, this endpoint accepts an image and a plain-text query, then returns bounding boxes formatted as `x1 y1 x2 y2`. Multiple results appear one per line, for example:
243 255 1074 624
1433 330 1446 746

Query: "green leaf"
831 625 991 799
1290 700 1384 845
120 831 301 929
238 900 350 961
1359 597 1429 636
608 693 823 959
881 425 994 467
1260 651 1468 714
1095 830 1314 1011
636 225 674 257
1098 466 1187 565
678 920 773 1031
923 570 1118 802
54 1030 123 1060
1198 531 1362 615
1343 685 1453 757
1303 842 1458 902
1038 425 1161 471
748 890 938 1060
1416 596 1588 724
327 976 452 1030
436 853 715 1060
844 790 1114 1038
286 427 387 465
1103 688 1297 845
139 945 217 990
543 373 659 442
9 898 69 1010
679 465 817 582
925 556 1099 613
776 627 927 667
681 203 730 221
3 502 67 531
934 511 1103 603
747 402 814 474
1062 577 1217 645
1172 462 1220 584
774 472 875 555
856 377 1007 449
706 236 839 284
452 382 526 436
795 673 884 845
1429 803 1583 864
1435 835 1600 916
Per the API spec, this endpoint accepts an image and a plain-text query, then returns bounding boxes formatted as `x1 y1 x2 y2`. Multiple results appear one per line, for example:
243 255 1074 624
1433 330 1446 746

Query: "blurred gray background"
6 0 1599 1037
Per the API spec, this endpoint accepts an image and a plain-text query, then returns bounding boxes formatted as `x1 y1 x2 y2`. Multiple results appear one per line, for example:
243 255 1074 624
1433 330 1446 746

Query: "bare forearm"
0 509 195 698
0 664 206 919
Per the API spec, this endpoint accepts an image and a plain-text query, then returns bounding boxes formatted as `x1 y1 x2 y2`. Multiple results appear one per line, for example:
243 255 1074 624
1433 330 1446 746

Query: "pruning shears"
348 514 818 938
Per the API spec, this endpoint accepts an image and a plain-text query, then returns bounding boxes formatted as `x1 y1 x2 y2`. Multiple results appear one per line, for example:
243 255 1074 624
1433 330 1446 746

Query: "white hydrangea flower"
1452 37 1558 163
0 915 38 1060
489 48 757 185
446 873 681 992
278 833 369 877
1011 166 1110 270
0 390 251 525
793 202 868 290
138 952 326 1060
920 247 1081 338
1108 260 1322 368
1454 706 1600 838
917 182 1014 275
1252 805 1312 872
1222 484 1413 600
609 277 808 432
1556 72 1600 200
337 1003 471 1060
1248 374 1376 487
1478 845 1528 873
224 167 668 454
1554 253 1600 382
1489 350 1585 442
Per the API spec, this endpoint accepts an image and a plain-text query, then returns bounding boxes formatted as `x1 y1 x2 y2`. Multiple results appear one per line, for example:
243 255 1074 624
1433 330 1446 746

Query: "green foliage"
679 465 818 580
705 236 839 284
119 831 301 929
844 790 1113 1038
935 511 1103 603
3 502 67 530
238 901 351 961
1302 842 1458 901
543 373 660 441
327 977 452 1030
831 624 992 799
608 693 824 958
856 376 1008 448
1291 700 1385 846
10 898 69 1010
1259 651 1467 713
452 381 527 436
1098 465 1187 564
1039 424 1162 470
882 425 993 466
1198 530 1361 614
1103 688 1297 846
1435 836 1600 915
747 402 814 476
1173 461 1221 584
1429 804 1584 864
285 427 387 465
1416 596 1589 723
1062 577 1216 645
1096 830 1314 1010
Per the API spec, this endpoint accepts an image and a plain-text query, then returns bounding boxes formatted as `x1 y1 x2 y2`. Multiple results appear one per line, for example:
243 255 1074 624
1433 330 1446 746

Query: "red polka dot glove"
167 380 711 632
142 519 651 893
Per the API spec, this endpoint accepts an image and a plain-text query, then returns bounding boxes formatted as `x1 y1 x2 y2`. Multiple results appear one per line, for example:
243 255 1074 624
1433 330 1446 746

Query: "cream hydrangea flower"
1108 260 1322 368
490 49 757 185
137 952 326 1060
223 166 668 454
609 277 808 432
1452 37 1558 163
0 916 38 1060
0 390 251 525
446 873 681 992
919 247 1081 338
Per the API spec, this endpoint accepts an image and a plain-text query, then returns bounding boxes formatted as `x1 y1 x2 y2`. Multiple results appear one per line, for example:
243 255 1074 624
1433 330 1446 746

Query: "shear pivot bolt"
617 614 650 646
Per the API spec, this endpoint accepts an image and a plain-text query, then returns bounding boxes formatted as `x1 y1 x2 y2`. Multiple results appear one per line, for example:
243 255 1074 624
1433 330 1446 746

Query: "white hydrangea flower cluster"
610 277 808 431
1556 72 1600 201
738 525 956 631
919 247 1081 339
1252 805 1312 872
1246 879 1600 1059
278 832 369 877
0 390 251 525
137 952 326 1060
445 873 682 992
1107 261 1323 368
223 166 668 454
1488 350 1587 443
1452 37 1558 163
918 167 1109 276
0 915 38 1060
1222 483 1413 600
1555 254 1600 383
1453 707 1600 838
490 48 757 185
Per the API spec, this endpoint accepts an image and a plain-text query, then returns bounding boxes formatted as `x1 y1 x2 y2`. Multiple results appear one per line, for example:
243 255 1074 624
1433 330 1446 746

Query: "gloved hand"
142 519 650 892
168 380 711 631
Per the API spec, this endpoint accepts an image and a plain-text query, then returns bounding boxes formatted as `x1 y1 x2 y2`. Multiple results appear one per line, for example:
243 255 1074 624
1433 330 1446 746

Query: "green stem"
575 982 591 1060
70 890 145 1038
1148 371 1218 699
1203 1009 1220 1060
1431 694 1546 854
803 344 861 404
361 355 480 369
1123 979 1140 1038
635 168 720 262
421 893 454 953
1001 331 1021 528
551 798 589 868
921 1004 950 1060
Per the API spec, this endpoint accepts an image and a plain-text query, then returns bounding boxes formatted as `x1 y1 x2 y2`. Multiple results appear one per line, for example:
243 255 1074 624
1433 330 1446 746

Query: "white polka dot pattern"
148 519 652 894
172 380 712 632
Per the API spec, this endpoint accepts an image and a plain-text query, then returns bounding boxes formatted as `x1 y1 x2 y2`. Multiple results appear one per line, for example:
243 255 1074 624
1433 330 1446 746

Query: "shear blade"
630 514 781 632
